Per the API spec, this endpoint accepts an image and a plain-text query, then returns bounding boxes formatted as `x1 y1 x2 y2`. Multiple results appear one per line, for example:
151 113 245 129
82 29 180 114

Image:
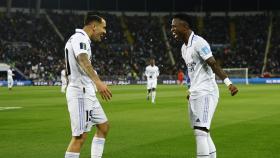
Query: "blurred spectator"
0 11 277 81
177 69 184 85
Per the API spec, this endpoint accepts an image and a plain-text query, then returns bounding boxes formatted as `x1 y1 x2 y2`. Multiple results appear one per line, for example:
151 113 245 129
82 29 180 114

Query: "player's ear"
90 22 97 31
92 24 96 31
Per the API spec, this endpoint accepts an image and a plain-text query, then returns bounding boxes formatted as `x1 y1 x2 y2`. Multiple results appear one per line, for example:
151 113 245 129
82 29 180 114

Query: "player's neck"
83 26 92 39
183 30 193 45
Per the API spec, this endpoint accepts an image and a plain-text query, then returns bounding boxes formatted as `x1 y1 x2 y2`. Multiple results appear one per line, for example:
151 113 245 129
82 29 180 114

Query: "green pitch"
0 84 279 158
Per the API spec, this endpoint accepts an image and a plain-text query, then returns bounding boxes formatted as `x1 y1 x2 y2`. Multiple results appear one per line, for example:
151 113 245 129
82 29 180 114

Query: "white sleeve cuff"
223 78 232 86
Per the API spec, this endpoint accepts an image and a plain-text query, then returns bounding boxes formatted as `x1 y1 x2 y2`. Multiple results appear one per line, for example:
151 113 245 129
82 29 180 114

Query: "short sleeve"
194 38 213 60
71 35 89 57
145 67 148 76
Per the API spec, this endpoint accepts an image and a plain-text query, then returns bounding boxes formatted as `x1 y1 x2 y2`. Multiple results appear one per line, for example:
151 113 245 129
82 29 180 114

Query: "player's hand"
229 84 238 96
95 81 112 101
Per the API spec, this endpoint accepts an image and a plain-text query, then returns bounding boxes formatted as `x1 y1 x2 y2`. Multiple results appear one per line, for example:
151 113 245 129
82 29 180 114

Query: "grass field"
0 84 279 158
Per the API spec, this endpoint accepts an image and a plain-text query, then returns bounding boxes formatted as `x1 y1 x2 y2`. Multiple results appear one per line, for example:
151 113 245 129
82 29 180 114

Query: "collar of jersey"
75 29 91 43
186 31 195 48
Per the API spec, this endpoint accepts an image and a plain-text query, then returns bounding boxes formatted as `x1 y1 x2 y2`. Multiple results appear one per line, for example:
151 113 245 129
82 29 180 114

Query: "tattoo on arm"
77 53 101 83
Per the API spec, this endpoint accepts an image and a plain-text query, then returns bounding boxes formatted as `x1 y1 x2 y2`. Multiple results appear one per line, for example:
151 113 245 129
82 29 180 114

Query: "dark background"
0 0 278 12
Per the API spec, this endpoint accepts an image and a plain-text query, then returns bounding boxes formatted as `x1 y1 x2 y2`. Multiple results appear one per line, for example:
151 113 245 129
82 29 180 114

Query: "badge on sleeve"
201 46 210 55
80 42 87 50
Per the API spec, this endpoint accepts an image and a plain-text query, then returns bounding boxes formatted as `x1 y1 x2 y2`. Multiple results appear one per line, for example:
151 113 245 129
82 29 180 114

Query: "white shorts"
61 84 67 93
7 78 14 88
188 94 218 130
66 87 108 136
147 80 157 89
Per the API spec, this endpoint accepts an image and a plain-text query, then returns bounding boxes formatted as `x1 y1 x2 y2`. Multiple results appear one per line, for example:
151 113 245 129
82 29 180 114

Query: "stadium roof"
0 0 278 12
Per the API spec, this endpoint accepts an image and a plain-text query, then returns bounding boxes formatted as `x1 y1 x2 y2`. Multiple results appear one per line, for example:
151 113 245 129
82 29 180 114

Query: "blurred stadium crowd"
0 11 279 82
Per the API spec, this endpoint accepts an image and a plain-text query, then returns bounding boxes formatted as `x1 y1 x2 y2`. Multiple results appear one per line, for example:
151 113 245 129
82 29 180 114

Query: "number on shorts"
86 110 93 122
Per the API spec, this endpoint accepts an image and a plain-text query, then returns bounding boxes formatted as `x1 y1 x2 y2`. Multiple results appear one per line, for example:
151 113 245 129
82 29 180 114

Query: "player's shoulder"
72 32 88 42
193 34 209 46
145 66 149 70
181 43 186 51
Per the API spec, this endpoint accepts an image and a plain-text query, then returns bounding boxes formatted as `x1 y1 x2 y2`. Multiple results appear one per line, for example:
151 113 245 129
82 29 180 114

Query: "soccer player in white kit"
61 69 67 93
64 13 112 158
145 58 159 104
171 14 238 158
7 68 14 90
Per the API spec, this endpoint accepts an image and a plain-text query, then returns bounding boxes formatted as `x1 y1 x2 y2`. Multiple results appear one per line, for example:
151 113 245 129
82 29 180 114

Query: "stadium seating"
0 11 278 81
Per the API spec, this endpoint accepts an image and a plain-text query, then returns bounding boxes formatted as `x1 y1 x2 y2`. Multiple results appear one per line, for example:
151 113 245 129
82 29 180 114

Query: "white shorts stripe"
78 98 83 131
203 96 209 123
81 99 85 130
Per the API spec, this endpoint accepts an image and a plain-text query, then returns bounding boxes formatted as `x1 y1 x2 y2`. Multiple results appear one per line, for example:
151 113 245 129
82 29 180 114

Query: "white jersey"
65 29 96 96
7 69 13 80
145 65 159 81
61 69 66 84
181 32 219 99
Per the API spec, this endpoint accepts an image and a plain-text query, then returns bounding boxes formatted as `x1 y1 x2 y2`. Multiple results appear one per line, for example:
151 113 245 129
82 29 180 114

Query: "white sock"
194 129 209 158
65 152 80 158
91 137 105 158
208 133 216 158
151 91 156 103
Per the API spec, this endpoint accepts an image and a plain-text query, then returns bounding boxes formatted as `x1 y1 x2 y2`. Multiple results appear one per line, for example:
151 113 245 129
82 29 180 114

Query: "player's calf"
207 133 216 158
194 129 210 158
147 89 152 100
194 126 216 158
67 133 88 151
65 133 88 158
91 122 109 158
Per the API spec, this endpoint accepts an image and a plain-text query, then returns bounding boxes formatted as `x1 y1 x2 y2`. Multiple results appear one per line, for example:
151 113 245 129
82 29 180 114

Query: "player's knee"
96 122 110 137
148 89 151 93
194 129 208 137
194 126 209 133
152 88 156 91
72 134 87 145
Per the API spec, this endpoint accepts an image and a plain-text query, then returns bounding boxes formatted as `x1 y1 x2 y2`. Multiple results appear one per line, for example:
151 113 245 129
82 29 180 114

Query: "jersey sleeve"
156 67 160 76
71 35 89 58
194 38 213 61
145 67 148 76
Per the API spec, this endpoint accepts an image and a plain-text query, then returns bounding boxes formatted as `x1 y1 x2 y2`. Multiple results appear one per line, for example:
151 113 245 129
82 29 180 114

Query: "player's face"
91 19 107 42
150 59 155 66
171 18 187 41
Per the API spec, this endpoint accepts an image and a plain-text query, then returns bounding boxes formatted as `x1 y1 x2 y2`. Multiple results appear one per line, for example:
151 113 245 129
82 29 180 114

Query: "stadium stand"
0 10 278 82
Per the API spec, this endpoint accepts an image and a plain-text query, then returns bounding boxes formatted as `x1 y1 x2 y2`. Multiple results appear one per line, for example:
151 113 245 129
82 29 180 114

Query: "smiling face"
90 18 107 42
171 18 189 41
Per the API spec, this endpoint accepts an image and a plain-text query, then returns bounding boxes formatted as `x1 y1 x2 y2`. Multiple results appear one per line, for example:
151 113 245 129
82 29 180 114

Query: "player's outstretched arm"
206 57 238 96
77 53 112 101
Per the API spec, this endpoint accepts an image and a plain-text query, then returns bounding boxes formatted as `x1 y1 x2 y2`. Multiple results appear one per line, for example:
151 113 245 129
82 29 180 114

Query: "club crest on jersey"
80 42 86 50
186 62 196 72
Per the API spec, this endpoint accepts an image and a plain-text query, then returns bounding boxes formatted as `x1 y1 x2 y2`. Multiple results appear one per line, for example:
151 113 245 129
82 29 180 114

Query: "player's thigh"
8 79 13 83
151 80 157 89
84 98 108 126
188 95 218 129
147 80 152 89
